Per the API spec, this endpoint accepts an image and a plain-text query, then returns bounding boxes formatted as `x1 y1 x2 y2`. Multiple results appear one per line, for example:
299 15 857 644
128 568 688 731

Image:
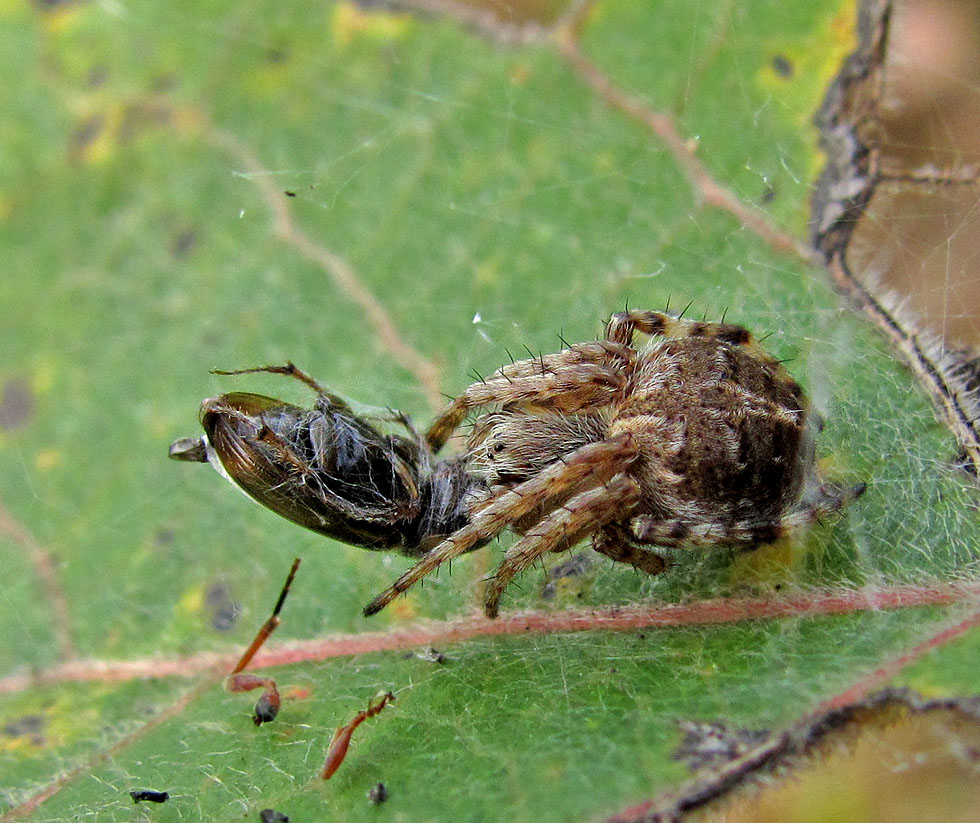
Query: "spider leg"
363 434 640 616
482 474 641 618
425 342 633 451
592 522 668 575
630 482 866 549
605 310 783 369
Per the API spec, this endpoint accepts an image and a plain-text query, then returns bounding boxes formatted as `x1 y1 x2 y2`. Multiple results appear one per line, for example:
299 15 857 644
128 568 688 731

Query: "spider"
363 309 863 618
170 311 861 619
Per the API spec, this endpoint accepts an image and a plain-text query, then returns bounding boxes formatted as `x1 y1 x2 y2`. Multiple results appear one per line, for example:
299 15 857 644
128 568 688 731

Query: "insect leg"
213 363 329 396
224 558 300 725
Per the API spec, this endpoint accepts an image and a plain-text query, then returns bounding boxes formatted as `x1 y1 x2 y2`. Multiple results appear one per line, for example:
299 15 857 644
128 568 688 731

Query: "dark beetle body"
170 391 481 555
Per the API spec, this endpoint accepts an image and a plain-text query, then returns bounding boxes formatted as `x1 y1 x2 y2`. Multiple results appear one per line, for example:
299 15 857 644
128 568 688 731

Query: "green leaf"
1 1 977 820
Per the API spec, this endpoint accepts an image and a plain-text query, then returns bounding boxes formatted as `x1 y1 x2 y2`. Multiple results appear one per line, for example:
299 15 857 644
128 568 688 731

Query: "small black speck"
413 646 447 664
171 227 197 259
154 528 175 546
771 54 794 78
86 66 109 88
284 190 297 197
130 790 169 804
368 782 389 804
3 713 45 746
205 582 240 632
70 113 106 156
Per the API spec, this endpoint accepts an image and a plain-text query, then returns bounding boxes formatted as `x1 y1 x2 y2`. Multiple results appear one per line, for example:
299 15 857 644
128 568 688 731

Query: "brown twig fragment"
224 558 300 725
322 691 396 779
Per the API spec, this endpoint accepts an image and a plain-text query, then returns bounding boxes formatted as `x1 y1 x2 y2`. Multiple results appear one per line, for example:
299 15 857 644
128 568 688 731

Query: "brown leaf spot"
3 714 46 746
0 378 35 430
170 228 197 259
205 582 240 632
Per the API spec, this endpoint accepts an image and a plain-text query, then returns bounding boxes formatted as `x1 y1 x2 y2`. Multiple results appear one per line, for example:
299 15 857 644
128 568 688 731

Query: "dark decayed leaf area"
1 0 979 820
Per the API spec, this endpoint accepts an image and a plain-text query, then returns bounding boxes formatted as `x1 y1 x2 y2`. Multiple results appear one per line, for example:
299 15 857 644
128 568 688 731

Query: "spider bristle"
504 348 517 366
664 295 672 313
757 331 775 343
720 306 729 324
557 330 571 349
678 299 694 320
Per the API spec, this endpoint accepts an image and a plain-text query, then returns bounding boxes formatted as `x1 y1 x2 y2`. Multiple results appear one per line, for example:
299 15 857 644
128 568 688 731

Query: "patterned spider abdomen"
614 334 813 535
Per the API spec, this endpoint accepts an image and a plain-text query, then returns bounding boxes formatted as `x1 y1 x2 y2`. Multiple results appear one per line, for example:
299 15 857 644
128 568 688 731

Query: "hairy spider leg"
604 310 802 383
592 522 669 575
630 482 866 549
363 434 640 616
225 557 301 725
425 341 634 451
483 473 642 618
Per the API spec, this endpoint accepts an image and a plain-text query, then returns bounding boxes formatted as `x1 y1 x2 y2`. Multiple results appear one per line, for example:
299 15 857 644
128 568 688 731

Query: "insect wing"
199 393 422 549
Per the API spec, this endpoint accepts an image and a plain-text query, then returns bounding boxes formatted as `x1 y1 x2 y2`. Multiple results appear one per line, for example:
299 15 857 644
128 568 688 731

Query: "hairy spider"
363 309 863 617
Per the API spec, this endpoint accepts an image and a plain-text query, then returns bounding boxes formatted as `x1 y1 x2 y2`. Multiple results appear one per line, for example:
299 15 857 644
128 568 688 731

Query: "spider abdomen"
612 336 812 525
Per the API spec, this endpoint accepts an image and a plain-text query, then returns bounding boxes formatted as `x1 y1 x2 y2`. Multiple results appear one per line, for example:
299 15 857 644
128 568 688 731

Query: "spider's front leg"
225 558 301 725
482 473 641 618
212 362 330 396
363 434 640 616
425 342 633 451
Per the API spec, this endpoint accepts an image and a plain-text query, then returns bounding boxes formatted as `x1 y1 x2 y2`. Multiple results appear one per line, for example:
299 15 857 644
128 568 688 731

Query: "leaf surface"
1 1 977 820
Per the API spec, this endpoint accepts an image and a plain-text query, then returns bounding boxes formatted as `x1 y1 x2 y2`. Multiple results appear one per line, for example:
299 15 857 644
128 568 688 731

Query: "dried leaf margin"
810 0 980 474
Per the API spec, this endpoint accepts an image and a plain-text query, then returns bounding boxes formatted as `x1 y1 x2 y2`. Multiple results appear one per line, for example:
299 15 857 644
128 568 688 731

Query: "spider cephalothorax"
171 311 861 618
